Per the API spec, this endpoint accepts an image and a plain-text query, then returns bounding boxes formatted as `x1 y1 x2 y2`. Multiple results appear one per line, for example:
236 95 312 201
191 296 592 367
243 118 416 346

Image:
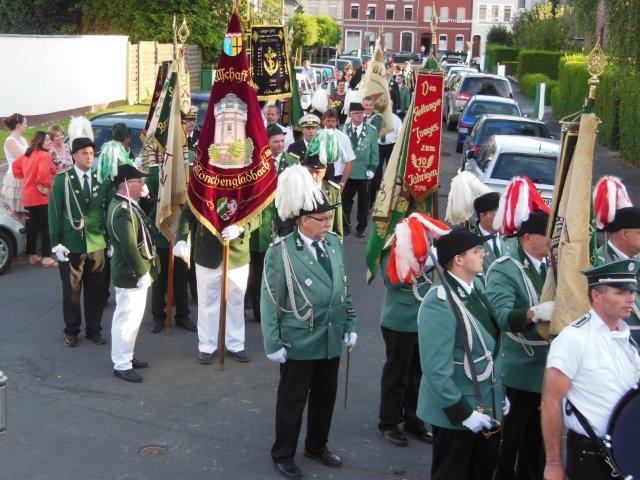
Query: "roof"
461 73 509 81
480 114 545 125
468 95 518 105
492 135 560 155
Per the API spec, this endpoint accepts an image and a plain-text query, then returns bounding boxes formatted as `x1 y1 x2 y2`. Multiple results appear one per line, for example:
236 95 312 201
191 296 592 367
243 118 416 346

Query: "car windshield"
197 103 208 127
491 153 557 184
478 120 549 144
93 126 143 157
461 77 511 97
466 102 520 117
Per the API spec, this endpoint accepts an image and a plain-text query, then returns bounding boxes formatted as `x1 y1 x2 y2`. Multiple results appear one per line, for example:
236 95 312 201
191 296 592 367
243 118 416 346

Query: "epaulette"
326 180 340 190
436 285 446 300
326 231 338 236
289 152 300 159
494 255 511 263
571 312 591 328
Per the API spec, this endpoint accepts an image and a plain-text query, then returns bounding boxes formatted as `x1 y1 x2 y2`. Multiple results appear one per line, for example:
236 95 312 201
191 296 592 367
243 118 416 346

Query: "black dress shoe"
405 425 434 444
176 317 197 332
64 335 79 347
355 230 366 238
150 319 163 333
113 369 143 383
272 460 302 480
132 357 148 369
380 428 409 447
86 333 107 345
227 350 250 362
304 448 343 468
197 350 217 364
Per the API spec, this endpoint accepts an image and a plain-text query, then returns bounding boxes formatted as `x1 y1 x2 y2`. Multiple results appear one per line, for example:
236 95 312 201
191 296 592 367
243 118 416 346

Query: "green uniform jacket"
48 169 109 254
417 275 504 430
364 112 383 133
260 230 357 360
472 225 518 274
485 246 549 393
107 195 157 288
277 151 299 174
342 123 379 180
380 248 432 332
323 180 344 241
176 204 258 270
399 85 412 112
143 165 169 249
595 242 640 341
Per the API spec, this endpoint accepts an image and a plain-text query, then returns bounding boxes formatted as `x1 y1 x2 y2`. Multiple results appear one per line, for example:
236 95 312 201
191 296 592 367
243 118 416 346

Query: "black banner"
250 26 292 100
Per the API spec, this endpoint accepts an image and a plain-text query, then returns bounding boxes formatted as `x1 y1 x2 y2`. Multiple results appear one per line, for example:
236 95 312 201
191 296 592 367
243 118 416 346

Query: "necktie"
82 173 90 202
492 237 500 258
539 261 547 280
312 240 332 277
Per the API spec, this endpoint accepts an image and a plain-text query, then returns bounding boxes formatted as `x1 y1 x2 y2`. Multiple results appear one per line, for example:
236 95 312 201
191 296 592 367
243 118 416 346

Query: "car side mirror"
466 149 475 159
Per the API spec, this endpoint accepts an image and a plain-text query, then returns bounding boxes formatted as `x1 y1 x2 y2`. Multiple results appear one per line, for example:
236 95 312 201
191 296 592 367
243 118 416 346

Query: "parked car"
463 135 560 205
191 91 211 129
311 63 336 82
462 114 552 165
327 58 354 72
90 112 147 157
0 200 26 275
296 75 313 110
336 55 362 70
444 66 477 83
443 72 473 120
456 96 522 152
444 73 513 131
393 51 421 63
440 55 465 65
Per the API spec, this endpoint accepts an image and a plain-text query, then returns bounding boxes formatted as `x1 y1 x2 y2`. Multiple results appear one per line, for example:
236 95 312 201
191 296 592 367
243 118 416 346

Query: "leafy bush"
519 73 557 104
596 64 620 149
484 44 520 74
512 3 570 50
487 26 514 46
616 64 640 166
517 50 565 80
551 55 588 118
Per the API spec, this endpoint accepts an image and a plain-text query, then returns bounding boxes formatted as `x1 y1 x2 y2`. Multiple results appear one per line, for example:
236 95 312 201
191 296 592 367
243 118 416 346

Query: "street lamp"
365 8 371 54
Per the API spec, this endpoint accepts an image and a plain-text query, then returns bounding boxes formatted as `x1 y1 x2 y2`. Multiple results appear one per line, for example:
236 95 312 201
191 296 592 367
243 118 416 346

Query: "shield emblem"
216 197 238 221
223 33 243 57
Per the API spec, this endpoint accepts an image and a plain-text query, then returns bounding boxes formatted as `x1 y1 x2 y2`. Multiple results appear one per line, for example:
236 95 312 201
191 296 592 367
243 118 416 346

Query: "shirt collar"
448 271 474 294
298 230 324 248
115 193 140 207
74 165 91 180
478 224 497 240
608 240 630 260
589 308 631 336
524 250 545 273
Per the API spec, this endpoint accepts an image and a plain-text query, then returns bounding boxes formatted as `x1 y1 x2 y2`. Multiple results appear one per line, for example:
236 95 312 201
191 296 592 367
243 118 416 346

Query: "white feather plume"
67 116 94 145
342 89 363 115
445 171 491 225
311 88 329 113
275 164 324 220
394 220 420 281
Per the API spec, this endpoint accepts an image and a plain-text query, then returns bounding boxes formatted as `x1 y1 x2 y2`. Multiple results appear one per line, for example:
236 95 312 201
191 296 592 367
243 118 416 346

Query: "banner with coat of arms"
187 8 278 240
250 26 292 100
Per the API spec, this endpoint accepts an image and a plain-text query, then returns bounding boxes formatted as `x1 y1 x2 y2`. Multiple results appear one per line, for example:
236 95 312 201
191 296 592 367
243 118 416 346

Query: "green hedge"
616 64 640 165
550 54 588 118
519 73 557 105
485 44 520 74
596 64 620 149
517 50 565 80
502 61 518 76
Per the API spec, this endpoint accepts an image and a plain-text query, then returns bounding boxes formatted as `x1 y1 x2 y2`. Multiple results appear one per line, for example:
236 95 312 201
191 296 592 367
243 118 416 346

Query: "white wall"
0 35 128 117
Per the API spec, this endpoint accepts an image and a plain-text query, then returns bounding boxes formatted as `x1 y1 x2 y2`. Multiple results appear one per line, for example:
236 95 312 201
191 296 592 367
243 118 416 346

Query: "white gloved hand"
51 244 70 262
140 183 149 198
343 332 358 351
106 245 114 258
462 411 493 433
221 225 244 241
503 396 511 416
173 240 189 258
365 170 375 180
266 347 287 364
136 272 152 289
531 301 555 323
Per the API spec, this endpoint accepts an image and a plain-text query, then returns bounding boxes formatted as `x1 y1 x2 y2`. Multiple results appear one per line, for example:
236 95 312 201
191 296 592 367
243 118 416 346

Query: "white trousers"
111 285 149 371
196 263 249 354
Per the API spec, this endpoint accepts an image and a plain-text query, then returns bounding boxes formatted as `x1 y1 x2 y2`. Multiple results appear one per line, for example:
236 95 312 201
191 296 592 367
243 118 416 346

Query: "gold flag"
359 36 394 138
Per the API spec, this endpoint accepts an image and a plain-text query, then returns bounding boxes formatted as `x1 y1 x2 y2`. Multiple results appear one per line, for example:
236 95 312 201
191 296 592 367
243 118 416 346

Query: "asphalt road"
1 82 640 480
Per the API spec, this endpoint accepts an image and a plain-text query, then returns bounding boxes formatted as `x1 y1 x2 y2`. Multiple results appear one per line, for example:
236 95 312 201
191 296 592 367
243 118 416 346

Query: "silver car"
463 135 560 205
0 200 26 274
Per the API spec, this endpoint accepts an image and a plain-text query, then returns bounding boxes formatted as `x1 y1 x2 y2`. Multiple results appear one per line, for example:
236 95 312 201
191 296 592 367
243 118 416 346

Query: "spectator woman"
12 131 58 267
48 124 73 173
2 113 29 221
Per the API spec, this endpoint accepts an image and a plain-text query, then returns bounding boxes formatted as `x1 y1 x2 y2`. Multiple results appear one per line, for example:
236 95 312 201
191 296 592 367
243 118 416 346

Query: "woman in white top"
2 113 29 219
47 124 73 173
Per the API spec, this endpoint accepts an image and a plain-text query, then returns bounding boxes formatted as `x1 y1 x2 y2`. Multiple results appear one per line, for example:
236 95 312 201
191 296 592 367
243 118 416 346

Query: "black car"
90 112 148 157
191 91 211 130
393 51 420 63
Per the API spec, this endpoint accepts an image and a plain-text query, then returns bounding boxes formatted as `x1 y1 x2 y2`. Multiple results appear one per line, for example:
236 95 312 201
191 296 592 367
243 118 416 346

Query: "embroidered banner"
250 25 292 100
402 72 443 200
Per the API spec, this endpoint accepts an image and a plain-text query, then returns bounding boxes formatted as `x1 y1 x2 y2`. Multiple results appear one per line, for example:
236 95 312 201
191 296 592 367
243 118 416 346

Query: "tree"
512 2 570 50
314 15 341 47
287 13 318 49
487 25 514 46
0 0 79 34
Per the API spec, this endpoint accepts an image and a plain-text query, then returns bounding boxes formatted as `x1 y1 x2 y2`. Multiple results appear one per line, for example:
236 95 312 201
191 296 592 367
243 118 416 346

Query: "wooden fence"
127 42 202 104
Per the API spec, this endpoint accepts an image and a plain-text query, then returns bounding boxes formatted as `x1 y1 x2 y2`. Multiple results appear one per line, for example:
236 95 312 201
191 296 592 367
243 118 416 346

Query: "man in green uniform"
261 165 357 480
287 114 320 159
418 227 505 479
362 96 383 133
486 210 554 480
173 206 258 363
107 164 156 383
49 137 110 347
341 102 379 237
594 206 640 342
471 192 517 274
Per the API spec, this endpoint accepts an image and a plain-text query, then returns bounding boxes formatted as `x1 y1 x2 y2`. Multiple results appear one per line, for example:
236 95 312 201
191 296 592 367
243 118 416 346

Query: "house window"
479 5 487 21
504 6 512 21
423 5 432 21
367 4 376 19
404 6 413 20
345 30 362 52
384 32 393 50
492 5 500 20
455 34 464 51
386 5 395 20
439 34 447 50
457 7 466 20
350 4 359 19
401 31 414 51
518 0 525 8
440 6 449 21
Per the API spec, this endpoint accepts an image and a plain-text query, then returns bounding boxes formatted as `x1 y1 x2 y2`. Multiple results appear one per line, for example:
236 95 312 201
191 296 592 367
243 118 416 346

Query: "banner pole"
218 241 230 370
165 241 175 333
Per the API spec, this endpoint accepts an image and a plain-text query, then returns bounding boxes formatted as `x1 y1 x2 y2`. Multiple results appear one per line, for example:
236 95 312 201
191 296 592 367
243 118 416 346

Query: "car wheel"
456 141 463 153
446 113 457 131
0 229 15 275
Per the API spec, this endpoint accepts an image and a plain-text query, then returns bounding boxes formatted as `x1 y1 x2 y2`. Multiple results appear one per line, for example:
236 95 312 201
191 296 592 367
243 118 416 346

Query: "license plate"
459 127 468 133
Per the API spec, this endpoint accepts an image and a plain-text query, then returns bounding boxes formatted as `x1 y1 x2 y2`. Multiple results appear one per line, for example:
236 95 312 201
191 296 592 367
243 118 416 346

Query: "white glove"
462 411 493 433
173 240 189 258
503 396 511 416
266 347 287 364
140 183 149 198
106 245 114 258
531 301 555 323
343 332 358 351
365 170 375 180
221 225 244 241
136 272 152 289
52 244 70 262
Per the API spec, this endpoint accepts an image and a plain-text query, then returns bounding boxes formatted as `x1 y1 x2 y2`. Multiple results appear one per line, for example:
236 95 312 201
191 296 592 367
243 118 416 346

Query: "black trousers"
342 179 369 233
566 430 616 480
246 251 265 321
59 250 107 337
495 387 545 480
151 247 190 322
370 143 394 208
272 357 340 462
25 204 51 256
431 426 500 480
378 326 423 431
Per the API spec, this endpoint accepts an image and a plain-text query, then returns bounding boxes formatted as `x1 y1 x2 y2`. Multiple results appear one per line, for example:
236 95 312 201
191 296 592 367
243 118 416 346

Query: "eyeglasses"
307 215 332 223
127 178 143 184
